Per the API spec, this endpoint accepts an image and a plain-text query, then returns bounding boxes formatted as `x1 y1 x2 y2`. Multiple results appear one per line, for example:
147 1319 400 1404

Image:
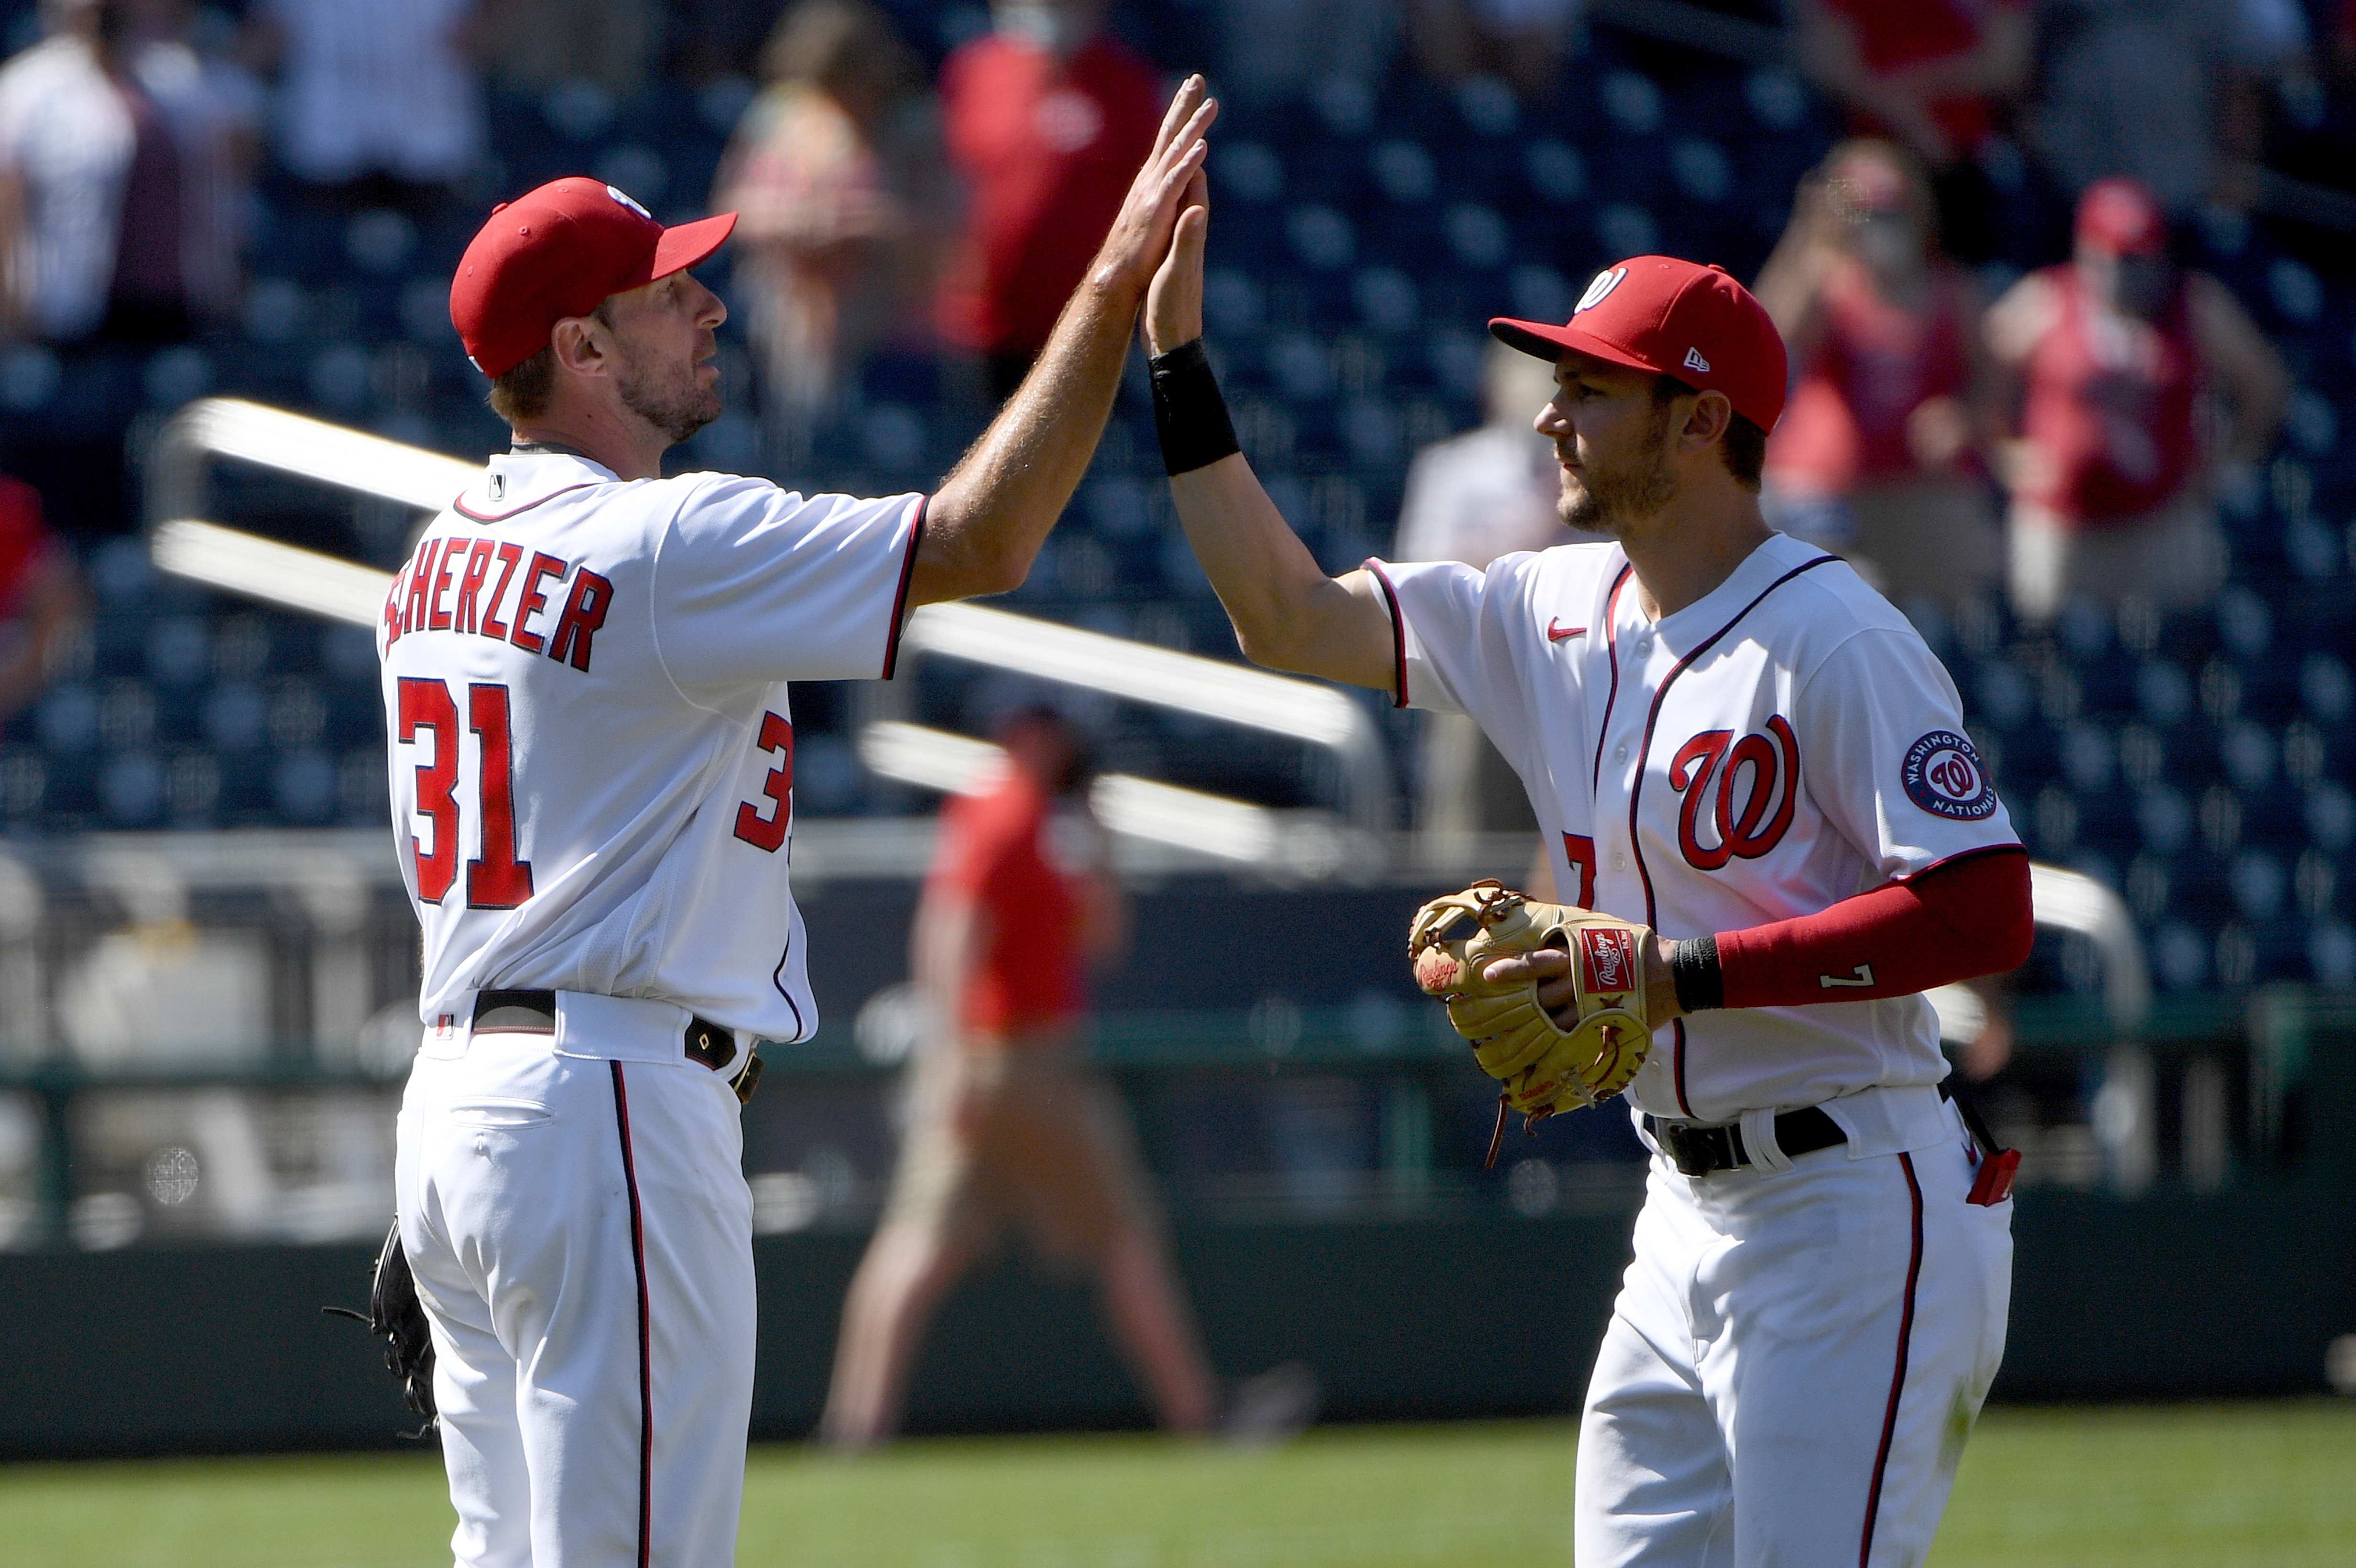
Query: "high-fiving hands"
1144 156 1209 356
1091 76 1217 307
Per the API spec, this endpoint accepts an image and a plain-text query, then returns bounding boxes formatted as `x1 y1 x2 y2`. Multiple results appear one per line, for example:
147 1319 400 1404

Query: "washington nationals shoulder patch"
1902 730 1997 820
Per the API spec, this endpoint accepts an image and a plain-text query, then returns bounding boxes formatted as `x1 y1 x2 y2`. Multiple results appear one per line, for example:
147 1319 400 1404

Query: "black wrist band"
1671 934 1724 1014
1149 338 1241 476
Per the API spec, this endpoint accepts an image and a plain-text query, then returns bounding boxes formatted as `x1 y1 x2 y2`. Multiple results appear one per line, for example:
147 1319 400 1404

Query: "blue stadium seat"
98 750 164 826
273 749 340 825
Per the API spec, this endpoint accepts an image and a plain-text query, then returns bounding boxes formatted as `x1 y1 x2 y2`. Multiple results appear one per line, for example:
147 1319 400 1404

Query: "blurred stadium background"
0 0 2352 1557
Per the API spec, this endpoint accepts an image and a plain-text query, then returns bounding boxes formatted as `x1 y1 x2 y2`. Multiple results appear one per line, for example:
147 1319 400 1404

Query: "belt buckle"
1659 1120 1731 1177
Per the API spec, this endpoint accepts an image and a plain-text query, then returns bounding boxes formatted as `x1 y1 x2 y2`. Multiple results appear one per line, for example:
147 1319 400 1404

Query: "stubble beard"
615 340 722 446
1559 402 1679 537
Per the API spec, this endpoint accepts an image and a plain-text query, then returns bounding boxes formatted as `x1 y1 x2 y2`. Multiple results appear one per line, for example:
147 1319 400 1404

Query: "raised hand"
1144 163 1208 356
1088 76 1216 304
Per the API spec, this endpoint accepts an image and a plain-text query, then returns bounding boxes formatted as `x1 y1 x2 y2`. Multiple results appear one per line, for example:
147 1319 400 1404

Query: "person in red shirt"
1985 177 2286 624
1755 139 2000 608
0 474 83 724
1791 0 2032 262
937 1 1161 401
820 706 1217 1447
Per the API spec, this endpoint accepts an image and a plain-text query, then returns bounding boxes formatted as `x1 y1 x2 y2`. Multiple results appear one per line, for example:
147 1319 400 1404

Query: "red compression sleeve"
1712 846 2033 1009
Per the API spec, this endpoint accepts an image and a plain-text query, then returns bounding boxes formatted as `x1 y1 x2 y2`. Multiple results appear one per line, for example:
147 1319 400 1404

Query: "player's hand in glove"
1409 880 1664 1161
325 1219 438 1436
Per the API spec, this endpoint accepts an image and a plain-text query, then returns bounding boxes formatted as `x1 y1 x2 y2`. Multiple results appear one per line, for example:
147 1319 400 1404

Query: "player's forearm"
911 78 1214 608
1671 846 2032 1013
1168 456 1392 686
915 280 1138 604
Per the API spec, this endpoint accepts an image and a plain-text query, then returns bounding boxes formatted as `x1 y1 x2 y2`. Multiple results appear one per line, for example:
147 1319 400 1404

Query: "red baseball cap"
1490 256 1789 433
450 177 738 378
2075 177 2166 257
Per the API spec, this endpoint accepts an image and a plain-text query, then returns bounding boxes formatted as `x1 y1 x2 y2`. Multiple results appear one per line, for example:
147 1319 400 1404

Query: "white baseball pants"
394 999 756 1568
1576 1100 2013 1567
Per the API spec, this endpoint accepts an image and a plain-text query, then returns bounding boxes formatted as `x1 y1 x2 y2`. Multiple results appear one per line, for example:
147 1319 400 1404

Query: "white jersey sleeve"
1367 551 1557 809
651 478 924 689
1793 624 2018 882
1366 548 1564 720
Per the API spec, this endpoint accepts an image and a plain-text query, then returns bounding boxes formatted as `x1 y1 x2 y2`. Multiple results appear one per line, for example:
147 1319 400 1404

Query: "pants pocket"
446 1098 556 1129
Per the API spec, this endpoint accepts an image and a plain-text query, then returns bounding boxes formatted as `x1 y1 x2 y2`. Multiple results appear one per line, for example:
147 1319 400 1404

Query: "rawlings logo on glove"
1409 879 1655 1165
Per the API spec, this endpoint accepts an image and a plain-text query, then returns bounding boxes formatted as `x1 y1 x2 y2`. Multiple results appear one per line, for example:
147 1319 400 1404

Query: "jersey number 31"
398 677 533 908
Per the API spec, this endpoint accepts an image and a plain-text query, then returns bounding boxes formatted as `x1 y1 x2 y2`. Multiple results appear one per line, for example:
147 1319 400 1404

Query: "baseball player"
1140 183 2034 1564
382 78 1214 1568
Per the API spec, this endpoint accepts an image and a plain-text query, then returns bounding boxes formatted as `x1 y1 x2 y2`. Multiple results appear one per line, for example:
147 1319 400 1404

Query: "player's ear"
548 316 608 378
1682 389 1734 456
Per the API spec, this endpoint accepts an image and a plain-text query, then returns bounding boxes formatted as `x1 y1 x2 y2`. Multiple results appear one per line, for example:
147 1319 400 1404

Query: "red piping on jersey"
1626 554 1839 1115
1589 565 1635 797
452 481 599 524
880 496 928 680
1714 846 2033 1010
1363 559 1409 708
609 1064 654 1568
1859 1151 1926 1568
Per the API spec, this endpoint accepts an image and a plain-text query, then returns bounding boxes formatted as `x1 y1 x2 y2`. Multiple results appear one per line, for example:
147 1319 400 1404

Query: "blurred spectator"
711 0 954 469
249 0 483 209
938 0 1158 401
2024 0 2312 214
1395 339 1584 845
1789 0 2031 263
1984 177 2287 624
0 0 256 345
661 0 783 86
1754 140 2000 607
0 474 82 722
821 708 1216 1448
473 0 656 99
1406 0 1576 100
1213 0 1397 107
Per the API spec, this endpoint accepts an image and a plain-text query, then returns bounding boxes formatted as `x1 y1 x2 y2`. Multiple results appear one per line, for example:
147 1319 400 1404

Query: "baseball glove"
325 1218 437 1436
1408 879 1654 1164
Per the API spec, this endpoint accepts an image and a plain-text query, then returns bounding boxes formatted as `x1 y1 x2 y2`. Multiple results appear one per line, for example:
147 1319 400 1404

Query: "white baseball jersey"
377 450 923 1042
1370 529 2022 1123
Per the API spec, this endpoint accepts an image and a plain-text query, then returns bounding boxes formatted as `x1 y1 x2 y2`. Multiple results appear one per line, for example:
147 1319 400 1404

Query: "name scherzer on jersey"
1367 529 2021 1124
377 451 923 1046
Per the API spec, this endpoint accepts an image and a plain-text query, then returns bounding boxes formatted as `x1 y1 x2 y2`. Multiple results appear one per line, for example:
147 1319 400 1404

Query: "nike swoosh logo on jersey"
1547 620 1586 641
1819 964 1876 988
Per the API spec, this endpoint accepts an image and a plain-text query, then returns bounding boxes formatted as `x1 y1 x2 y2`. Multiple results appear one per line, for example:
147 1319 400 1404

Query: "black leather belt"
472 989 763 1103
1644 1106 1844 1176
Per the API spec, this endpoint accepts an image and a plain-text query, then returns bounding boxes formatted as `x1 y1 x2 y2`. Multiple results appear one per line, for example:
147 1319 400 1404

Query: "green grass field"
3 1401 2351 1567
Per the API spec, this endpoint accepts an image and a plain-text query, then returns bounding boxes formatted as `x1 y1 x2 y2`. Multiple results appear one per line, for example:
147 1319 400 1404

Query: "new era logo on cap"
1486 255 1789 434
